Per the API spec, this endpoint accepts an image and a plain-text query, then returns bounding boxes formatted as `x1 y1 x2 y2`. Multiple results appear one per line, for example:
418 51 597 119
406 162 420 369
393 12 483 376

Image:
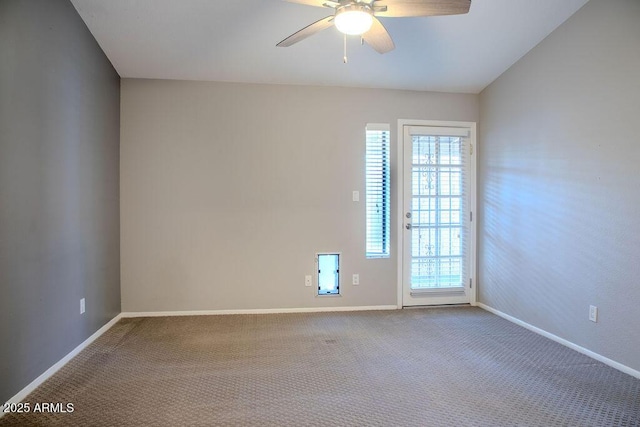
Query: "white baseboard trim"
477 303 640 380
1 313 124 417
122 305 398 318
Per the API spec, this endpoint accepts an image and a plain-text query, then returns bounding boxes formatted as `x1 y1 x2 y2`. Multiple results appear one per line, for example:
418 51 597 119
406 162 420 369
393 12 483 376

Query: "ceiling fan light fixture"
334 5 373 36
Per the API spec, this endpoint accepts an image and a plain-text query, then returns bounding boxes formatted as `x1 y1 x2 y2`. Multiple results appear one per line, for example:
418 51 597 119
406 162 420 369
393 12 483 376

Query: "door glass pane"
411 136 465 289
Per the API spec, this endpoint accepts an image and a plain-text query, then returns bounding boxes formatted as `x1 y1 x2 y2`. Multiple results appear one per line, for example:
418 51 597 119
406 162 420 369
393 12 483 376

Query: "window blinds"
366 124 391 258
408 126 469 289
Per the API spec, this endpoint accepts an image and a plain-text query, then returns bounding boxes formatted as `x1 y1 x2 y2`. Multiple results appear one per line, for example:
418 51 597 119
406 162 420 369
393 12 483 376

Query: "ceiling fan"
276 0 472 55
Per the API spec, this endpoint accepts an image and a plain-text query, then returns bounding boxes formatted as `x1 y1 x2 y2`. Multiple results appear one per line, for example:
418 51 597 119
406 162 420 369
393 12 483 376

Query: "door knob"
406 223 412 230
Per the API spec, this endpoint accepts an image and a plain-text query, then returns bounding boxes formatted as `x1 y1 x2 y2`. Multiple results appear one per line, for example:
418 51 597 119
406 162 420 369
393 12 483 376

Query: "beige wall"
478 0 640 371
121 80 478 312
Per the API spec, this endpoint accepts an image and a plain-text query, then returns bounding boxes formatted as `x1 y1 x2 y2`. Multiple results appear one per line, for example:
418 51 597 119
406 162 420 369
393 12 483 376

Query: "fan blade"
277 16 335 47
362 16 395 54
373 0 471 17
282 0 339 8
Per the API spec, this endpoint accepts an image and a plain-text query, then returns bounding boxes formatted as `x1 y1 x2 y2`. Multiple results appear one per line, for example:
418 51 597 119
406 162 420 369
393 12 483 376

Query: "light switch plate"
352 191 359 202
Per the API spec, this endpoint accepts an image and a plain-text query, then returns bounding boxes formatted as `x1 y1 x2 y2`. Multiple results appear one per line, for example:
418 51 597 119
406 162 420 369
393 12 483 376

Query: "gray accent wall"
121 79 478 312
0 0 121 403
478 0 640 371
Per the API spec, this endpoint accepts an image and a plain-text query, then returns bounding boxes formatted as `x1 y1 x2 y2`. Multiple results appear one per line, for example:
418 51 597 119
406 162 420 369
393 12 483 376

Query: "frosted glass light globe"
335 8 373 35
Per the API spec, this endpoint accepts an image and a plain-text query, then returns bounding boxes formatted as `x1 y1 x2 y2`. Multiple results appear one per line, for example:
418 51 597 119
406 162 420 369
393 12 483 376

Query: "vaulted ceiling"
70 0 589 93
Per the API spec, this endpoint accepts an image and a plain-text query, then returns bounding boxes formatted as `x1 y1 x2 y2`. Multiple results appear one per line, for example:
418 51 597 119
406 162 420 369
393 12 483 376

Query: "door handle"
405 223 412 230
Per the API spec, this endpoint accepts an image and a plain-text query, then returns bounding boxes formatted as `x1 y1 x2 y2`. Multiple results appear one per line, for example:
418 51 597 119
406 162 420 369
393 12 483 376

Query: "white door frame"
396 119 477 308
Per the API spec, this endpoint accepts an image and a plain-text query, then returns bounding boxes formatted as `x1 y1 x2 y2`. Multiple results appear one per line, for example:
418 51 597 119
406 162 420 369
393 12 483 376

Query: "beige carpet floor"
1 307 639 426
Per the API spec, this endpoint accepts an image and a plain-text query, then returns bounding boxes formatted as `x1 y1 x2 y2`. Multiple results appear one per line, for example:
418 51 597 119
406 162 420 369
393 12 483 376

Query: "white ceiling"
70 0 589 94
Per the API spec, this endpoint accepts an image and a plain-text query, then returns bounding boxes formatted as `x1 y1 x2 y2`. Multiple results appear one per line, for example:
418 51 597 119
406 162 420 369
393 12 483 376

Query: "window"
317 253 340 295
410 131 468 289
366 124 391 258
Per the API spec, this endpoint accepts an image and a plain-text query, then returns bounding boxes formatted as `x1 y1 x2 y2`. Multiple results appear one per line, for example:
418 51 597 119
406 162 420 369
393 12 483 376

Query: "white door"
401 122 476 307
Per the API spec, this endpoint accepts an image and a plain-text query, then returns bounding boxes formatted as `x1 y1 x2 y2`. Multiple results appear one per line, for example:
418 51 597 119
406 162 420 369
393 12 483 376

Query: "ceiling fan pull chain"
343 33 348 63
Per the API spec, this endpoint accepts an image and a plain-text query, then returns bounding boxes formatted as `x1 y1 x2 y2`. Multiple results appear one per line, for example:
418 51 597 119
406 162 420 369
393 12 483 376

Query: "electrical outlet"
80 298 85 314
352 191 360 202
589 305 598 322
305 275 312 287
352 274 359 285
